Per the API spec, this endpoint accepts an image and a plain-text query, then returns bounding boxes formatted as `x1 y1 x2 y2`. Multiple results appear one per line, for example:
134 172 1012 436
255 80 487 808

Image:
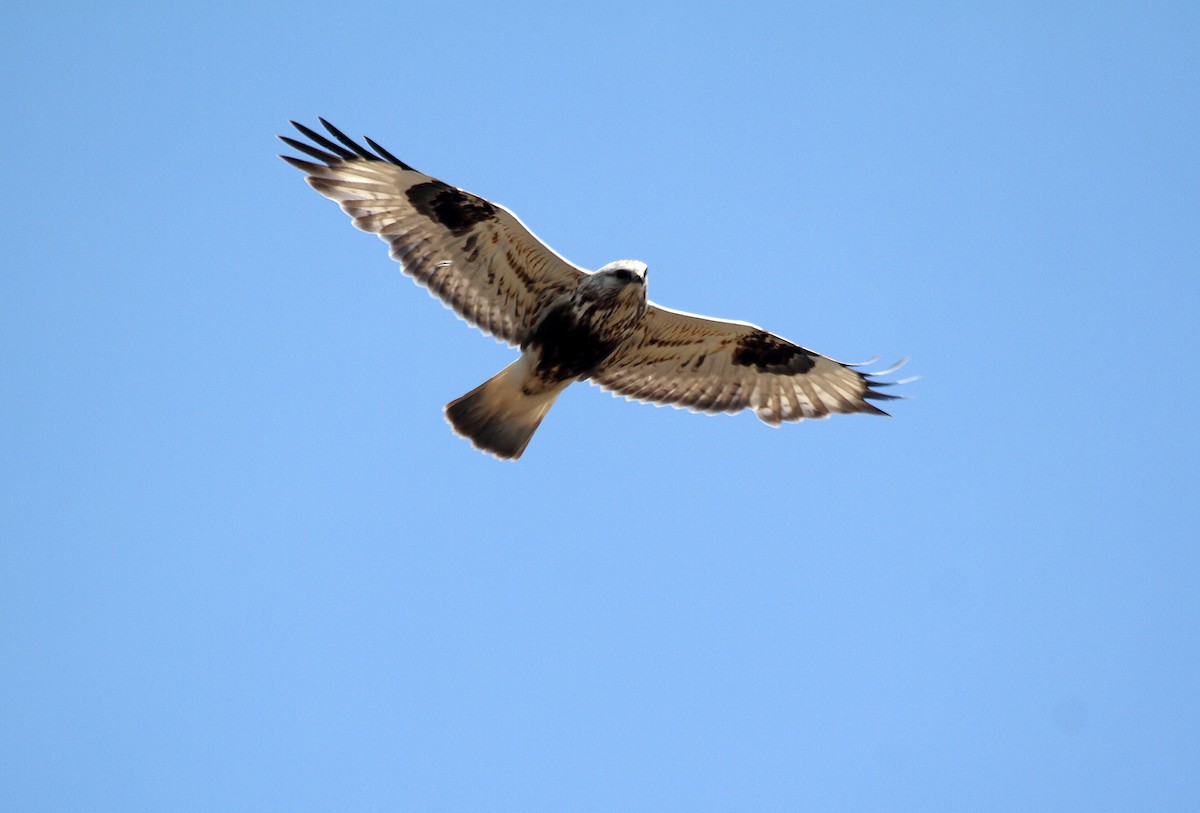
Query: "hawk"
279 119 906 459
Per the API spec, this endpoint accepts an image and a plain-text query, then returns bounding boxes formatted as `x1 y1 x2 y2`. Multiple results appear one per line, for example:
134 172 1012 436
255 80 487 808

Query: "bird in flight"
279 119 907 459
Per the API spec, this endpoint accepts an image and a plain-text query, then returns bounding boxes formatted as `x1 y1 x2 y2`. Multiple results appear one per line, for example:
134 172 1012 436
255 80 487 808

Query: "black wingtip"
280 119 416 172
278 153 325 173
854 356 912 413
278 134 340 164
289 119 357 160
364 135 413 170
862 385 904 401
318 118 377 160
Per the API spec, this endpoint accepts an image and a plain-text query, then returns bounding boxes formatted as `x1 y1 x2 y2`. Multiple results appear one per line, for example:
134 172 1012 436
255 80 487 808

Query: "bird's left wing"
279 119 586 346
593 304 904 424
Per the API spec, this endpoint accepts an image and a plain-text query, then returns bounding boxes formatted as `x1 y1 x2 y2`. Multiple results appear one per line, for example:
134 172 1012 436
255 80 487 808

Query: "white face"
604 267 643 286
580 261 649 308
595 260 648 288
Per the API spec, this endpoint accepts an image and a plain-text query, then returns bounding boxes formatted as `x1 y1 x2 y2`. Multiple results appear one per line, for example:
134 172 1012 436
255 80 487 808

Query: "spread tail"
444 359 566 460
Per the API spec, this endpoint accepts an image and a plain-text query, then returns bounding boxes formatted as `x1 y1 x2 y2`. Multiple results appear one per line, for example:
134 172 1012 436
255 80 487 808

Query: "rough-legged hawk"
279 119 907 459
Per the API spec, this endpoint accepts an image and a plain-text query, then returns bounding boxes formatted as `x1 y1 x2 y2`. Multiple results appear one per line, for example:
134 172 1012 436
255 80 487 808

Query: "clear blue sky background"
3 2 1198 811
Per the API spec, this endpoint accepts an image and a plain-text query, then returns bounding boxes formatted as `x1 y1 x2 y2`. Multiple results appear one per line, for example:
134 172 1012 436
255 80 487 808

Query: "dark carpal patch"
407 180 497 236
732 329 817 373
526 304 619 381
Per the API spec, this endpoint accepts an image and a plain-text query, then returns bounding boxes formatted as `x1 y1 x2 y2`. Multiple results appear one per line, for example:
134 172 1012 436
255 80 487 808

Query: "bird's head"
579 260 649 321
583 260 648 308
595 260 648 288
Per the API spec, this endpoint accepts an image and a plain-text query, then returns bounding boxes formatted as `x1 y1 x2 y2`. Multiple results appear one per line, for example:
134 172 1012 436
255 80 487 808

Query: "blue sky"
3 2 1198 810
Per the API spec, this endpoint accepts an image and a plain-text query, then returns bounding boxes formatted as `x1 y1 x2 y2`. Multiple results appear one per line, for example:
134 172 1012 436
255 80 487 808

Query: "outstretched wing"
593 304 904 424
279 119 586 346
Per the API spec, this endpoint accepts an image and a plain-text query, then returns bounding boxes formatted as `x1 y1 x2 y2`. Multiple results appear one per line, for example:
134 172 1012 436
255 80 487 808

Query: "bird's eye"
613 269 634 282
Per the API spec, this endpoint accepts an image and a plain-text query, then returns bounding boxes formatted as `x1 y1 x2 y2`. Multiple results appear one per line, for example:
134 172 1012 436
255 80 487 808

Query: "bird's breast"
525 297 638 383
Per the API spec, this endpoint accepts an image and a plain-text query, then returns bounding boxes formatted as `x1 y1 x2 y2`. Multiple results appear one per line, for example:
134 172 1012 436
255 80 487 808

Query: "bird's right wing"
279 119 586 346
593 304 905 424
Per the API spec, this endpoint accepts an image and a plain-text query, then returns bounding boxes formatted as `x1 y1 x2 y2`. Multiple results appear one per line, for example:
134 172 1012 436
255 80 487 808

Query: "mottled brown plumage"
280 120 906 458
